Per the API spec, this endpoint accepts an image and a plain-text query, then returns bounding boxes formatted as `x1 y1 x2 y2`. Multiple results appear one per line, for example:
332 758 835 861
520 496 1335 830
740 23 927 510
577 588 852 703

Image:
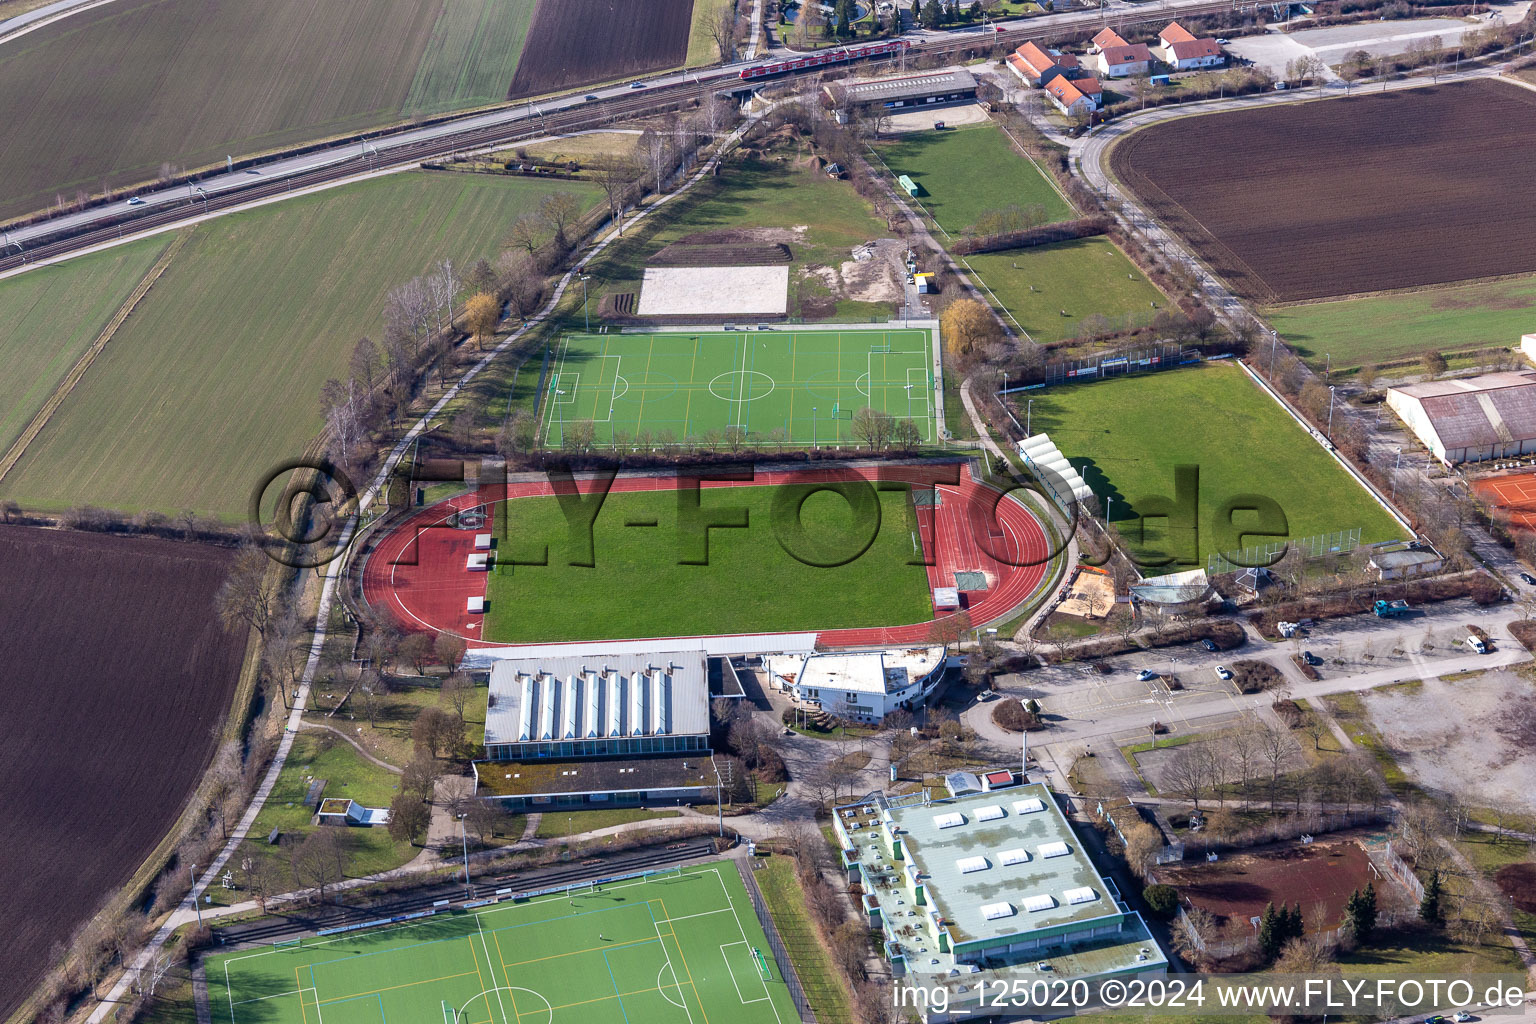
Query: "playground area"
539 327 937 448
206 862 799 1024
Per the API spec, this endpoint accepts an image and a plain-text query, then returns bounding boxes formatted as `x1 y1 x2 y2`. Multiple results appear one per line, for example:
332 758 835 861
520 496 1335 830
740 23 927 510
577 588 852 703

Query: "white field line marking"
718 942 768 1005
651 917 697 1024
477 915 512 1024
711 868 783 1024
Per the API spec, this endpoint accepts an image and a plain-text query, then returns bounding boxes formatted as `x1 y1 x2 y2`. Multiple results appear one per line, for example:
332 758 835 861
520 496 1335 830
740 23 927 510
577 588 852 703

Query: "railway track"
0 0 1259 276
212 840 716 948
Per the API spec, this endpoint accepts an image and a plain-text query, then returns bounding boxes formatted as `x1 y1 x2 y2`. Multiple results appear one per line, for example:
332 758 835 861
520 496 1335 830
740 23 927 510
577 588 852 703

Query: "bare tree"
539 191 582 251
1258 722 1297 809
1164 745 1211 810
709 2 738 62
440 672 473 719
597 162 641 235
349 336 380 394
216 546 275 640
506 216 543 259
291 828 347 900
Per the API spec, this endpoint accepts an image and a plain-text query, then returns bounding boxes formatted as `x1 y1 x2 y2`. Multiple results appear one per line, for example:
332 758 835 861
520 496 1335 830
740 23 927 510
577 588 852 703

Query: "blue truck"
1373 599 1411 618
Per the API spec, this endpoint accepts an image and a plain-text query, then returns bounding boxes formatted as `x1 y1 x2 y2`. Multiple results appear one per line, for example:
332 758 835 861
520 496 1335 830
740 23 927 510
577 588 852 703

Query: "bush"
991 698 1040 733
1144 883 1180 919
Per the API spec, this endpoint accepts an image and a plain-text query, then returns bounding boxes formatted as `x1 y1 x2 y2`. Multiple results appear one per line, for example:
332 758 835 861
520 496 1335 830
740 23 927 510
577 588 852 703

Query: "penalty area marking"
718 942 769 1005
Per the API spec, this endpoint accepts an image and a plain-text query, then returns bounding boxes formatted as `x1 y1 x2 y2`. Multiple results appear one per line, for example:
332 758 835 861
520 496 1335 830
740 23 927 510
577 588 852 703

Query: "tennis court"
1473 470 1536 531
207 862 799 1024
540 327 937 447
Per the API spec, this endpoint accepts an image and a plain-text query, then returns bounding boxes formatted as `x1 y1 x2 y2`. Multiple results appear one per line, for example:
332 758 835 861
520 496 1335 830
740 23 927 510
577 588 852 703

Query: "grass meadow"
686 0 735 65
965 238 1167 343
0 236 168 454
1265 274 1536 370
483 485 932 641
0 172 599 518
875 123 1074 238
0 0 535 220
1022 362 1406 566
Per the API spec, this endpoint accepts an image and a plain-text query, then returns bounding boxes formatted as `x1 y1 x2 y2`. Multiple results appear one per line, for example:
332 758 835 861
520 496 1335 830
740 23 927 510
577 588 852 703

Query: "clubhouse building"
834 782 1166 1022
765 645 949 723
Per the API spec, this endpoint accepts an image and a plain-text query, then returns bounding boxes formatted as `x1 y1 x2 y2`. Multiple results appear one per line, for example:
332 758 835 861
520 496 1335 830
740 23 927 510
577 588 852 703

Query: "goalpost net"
753 948 772 980
273 937 302 950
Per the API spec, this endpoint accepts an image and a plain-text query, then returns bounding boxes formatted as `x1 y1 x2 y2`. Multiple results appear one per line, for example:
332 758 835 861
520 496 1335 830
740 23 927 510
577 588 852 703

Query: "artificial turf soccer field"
207 863 800 1024
541 328 936 447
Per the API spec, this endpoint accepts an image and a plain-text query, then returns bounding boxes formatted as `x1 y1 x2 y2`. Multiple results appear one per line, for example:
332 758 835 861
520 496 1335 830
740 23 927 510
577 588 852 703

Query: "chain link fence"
735 859 819 1024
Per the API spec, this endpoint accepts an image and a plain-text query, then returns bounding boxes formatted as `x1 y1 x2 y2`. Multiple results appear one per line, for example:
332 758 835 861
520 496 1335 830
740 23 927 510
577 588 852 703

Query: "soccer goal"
753 947 772 981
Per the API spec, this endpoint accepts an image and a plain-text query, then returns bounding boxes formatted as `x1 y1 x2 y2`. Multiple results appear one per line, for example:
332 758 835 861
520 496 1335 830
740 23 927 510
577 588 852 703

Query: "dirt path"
297 722 401 775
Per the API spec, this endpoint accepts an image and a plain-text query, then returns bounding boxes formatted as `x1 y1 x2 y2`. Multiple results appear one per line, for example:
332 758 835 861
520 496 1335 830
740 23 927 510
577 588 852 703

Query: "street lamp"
1326 385 1336 440
1392 446 1403 501
579 275 592 333
190 863 203 927
458 813 470 895
1026 398 1034 436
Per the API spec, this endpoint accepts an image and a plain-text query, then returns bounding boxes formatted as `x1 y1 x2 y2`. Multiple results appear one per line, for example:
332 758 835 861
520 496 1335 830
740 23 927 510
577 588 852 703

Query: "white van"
1467 635 1487 654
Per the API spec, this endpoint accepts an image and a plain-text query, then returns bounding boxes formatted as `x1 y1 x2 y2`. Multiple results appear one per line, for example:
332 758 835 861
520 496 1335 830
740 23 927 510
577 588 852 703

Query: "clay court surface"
361 467 1050 648
508 0 694 97
637 266 790 316
0 528 243 1021
1473 471 1536 531
1158 833 1391 930
1110 80 1536 303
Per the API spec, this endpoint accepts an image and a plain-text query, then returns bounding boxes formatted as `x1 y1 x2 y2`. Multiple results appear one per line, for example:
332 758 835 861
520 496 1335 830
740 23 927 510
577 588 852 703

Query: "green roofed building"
833 781 1167 1021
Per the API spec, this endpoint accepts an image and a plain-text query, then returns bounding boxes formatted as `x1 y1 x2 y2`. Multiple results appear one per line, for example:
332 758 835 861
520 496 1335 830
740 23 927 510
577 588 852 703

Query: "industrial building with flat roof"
1386 370 1536 465
834 783 1166 1022
482 650 710 760
766 645 948 722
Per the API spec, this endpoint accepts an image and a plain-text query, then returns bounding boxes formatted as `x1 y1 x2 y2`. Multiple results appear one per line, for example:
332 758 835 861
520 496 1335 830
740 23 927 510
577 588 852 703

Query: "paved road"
0 0 1260 261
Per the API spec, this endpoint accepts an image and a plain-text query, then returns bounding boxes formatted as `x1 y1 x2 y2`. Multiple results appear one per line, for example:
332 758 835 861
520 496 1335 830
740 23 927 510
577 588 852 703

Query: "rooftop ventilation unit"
1064 887 1098 905
1013 798 1046 814
956 856 989 874
975 805 1005 822
933 812 966 829
980 902 1016 921
1038 841 1071 859
1022 894 1057 913
999 848 1030 866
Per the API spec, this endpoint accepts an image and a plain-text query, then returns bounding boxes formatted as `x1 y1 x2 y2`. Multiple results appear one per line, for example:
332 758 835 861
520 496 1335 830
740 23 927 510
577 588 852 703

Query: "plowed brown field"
1109 80 1536 303
0 528 242 1020
508 0 695 98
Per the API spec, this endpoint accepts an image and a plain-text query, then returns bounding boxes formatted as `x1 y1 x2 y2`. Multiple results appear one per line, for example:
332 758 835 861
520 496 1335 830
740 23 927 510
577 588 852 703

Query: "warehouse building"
826 68 978 113
834 784 1166 1022
1386 371 1536 465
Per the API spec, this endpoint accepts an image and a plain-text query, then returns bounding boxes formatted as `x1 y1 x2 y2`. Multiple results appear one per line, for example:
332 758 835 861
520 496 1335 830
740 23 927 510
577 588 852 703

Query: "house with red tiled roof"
1007 41 1084 87
1092 42 1153 77
1044 74 1102 117
1157 22 1225 69
1090 27 1128 52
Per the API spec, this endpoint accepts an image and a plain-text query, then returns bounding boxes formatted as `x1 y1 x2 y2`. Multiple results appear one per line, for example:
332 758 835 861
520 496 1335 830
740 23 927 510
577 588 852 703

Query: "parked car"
1215 666 1233 680
1216 37 1230 44
934 120 947 130
1200 638 1219 652
629 81 645 89
1137 669 1158 681
1521 572 1536 586
1424 1016 1446 1024
1467 635 1488 654
584 94 599 101
1302 651 1322 666
1452 1014 1472 1022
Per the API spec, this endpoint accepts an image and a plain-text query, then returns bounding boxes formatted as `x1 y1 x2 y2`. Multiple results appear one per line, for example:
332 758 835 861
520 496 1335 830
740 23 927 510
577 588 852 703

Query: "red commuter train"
738 39 913 79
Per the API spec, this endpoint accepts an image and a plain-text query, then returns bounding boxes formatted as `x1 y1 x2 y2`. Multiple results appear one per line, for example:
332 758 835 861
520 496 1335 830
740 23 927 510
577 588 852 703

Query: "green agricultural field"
0 236 169 454
207 862 800 1024
0 0 537 222
1022 363 1407 566
1265 275 1536 370
876 123 1074 238
403 0 536 115
590 152 895 321
964 238 1167 343
542 328 936 447
483 484 932 641
0 173 599 518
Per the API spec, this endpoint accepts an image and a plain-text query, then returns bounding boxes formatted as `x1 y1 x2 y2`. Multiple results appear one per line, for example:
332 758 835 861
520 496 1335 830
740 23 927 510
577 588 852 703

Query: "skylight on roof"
975 805 1005 822
999 848 1029 866
932 812 966 829
980 901 1016 921
956 856 989 874
1038 841 1071 859
1013 798 1045 814
1064 887 1098 905
1022 894 1057 913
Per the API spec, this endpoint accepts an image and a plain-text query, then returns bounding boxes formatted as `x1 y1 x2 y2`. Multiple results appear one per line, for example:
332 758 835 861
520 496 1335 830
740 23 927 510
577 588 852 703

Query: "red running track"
360 465 1051 649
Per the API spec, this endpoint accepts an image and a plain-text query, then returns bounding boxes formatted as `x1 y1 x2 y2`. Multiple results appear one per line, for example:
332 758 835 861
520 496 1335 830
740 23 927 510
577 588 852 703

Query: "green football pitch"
540 328 937 447
207 862 800 1024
